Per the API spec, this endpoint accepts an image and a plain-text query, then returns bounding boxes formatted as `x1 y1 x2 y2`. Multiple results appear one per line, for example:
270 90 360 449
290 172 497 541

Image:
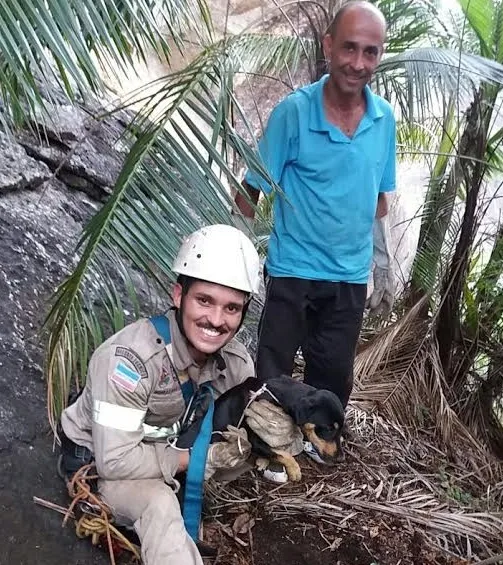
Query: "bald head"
327 1 387 39
322 0 386 99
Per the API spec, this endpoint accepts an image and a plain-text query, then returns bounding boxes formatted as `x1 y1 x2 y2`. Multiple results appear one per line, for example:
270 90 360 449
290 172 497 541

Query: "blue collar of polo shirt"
309 75 384 142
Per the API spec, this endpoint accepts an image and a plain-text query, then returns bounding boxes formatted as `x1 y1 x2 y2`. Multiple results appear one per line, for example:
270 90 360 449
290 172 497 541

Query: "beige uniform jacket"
61 310 254 485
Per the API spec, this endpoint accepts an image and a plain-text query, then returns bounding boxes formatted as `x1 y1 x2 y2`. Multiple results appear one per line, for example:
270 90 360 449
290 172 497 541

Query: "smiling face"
323 5 385 99
173 280 246 362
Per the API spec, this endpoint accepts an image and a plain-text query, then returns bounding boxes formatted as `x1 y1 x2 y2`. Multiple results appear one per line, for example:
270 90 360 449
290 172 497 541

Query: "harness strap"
150 314 194 403
182 383 214 540
181 380 195 405
149 314 172 345
149 314 214 541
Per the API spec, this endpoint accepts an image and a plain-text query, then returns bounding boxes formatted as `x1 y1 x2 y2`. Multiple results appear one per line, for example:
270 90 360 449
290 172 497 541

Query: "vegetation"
0 0 502 470
2 0 503 561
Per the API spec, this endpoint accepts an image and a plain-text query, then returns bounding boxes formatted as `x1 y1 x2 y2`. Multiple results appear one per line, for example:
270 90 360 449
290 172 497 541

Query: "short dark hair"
326 1 387 38
176 274 196 296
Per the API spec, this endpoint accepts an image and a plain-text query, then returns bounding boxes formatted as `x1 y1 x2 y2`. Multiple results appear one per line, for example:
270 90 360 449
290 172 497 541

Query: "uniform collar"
166 309 227 386
310 75 383 138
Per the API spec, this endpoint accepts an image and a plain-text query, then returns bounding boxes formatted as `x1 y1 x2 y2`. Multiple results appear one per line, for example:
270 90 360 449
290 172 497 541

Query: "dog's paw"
285 459 302 482
255 457 270 472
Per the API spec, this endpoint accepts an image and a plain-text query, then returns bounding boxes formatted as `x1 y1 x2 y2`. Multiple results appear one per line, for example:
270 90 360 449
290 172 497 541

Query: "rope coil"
62 464 141 564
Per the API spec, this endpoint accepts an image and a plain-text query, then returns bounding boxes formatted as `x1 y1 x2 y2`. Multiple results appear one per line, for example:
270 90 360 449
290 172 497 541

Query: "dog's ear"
297 390 345 428
293 390 324 425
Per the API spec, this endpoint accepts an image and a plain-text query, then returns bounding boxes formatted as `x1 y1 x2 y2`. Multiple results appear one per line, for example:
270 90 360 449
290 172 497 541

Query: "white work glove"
366 216 395 317
204 426 252 480
244 400 303 456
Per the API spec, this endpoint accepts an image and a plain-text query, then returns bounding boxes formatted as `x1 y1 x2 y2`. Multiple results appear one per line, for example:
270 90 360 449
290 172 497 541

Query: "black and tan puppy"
177 375 345 481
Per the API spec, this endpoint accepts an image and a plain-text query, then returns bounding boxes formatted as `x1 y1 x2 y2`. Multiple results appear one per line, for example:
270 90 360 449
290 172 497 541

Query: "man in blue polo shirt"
234 0 396 459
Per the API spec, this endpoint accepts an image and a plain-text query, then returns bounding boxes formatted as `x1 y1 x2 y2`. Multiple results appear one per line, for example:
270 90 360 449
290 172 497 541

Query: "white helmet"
172 224 261 295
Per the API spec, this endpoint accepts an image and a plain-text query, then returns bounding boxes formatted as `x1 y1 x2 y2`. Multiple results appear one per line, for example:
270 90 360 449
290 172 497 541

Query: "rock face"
18 104 129 200
0 100 129 565
0 99 131 448
0 180 98 449
0 131 52 193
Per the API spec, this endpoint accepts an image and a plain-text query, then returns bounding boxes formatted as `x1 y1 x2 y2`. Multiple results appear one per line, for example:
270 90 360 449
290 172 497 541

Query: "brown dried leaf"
330 537 343 551
220 523 249 547
232 512 255 535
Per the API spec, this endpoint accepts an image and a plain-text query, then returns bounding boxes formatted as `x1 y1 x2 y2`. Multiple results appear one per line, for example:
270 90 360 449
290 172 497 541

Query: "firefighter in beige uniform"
60 225 260 565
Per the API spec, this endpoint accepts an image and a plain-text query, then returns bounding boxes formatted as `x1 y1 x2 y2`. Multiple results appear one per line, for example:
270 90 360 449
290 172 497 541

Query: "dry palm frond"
356 298 430 383
266 489 503 555
353 300 502 482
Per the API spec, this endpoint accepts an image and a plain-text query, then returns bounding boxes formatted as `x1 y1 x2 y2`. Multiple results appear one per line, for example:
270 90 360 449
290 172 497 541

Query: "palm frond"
44 43 289 426
410 103 461 296
0 0 209 125
377 48 503 120
355 299 493 460
396 118 442 160
380 0 433 54
457 0 495 59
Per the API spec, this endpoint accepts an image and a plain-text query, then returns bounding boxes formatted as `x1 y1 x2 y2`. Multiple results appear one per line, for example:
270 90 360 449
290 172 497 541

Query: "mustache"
196 321 228 334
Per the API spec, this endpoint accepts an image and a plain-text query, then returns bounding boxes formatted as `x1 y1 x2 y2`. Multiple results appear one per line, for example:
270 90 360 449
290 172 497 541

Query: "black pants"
256 276 366 407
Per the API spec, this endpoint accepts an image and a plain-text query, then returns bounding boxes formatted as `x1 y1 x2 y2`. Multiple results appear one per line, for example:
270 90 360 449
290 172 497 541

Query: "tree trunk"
436 91 488 383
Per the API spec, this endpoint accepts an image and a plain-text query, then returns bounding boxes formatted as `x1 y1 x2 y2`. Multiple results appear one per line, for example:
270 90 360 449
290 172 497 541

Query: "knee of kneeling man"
143 489 183 520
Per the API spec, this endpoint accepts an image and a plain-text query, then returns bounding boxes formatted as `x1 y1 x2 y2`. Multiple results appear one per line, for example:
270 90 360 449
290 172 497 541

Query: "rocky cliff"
0 97 131 565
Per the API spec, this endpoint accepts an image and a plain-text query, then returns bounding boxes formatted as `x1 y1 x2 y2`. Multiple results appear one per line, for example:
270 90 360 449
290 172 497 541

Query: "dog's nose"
325 449 345 465
336 449 345 462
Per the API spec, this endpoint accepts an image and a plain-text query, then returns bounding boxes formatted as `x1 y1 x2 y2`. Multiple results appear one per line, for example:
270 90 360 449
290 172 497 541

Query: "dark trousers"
256 276 366 407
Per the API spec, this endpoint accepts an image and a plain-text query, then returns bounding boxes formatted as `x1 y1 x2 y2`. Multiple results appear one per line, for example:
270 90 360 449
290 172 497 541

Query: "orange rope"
62 464 141 564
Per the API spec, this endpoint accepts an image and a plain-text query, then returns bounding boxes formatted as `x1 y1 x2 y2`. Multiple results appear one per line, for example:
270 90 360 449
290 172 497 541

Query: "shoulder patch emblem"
115 347 147 379
111 361 141 392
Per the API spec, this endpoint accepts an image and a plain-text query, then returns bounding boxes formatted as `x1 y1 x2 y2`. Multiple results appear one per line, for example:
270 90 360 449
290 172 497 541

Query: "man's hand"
204 426 252 480
245 399 303 455
175 448 190 474
366 216 395 317
234 181 259 219
232 181 259 235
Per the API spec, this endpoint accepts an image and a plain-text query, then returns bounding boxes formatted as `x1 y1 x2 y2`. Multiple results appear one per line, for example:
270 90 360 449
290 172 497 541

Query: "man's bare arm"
234 181 260 219
376 192 389 218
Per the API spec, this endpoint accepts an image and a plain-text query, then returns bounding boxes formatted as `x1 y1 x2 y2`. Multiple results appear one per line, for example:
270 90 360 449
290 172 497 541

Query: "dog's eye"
315 425 338 441
334 422 339 431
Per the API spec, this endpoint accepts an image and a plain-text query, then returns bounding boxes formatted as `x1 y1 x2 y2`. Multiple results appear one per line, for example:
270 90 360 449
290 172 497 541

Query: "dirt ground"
1 451 462 565
199 451 475 565
1 437 107 565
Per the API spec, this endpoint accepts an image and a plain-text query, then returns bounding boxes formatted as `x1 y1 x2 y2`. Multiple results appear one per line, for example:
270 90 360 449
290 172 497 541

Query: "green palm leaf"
457 0 494 59
43 46 285 426
377 47 503 120
0 0 209 125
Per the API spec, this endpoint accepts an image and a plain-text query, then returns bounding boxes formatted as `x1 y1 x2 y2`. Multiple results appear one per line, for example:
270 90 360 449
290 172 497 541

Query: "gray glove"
205 426 252 480
244 399 303 455
366 216 395 317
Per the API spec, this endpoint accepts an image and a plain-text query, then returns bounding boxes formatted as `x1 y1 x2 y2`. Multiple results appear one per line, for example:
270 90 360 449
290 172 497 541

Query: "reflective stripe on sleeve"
93 400 146 432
